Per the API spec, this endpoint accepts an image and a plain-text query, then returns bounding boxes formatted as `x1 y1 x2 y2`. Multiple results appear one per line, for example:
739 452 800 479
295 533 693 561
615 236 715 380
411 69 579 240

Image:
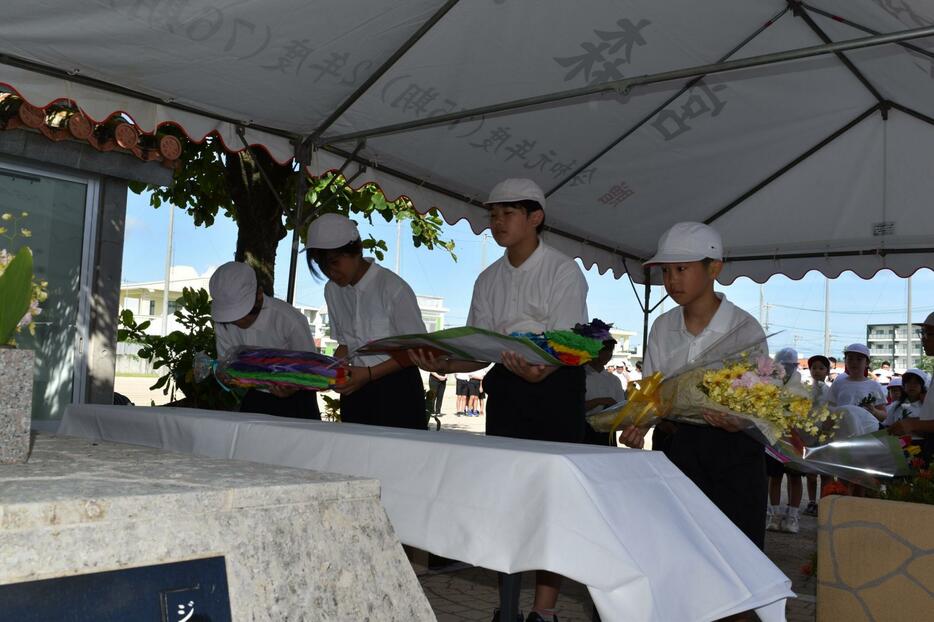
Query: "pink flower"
756 357 776 377
732 371 761 389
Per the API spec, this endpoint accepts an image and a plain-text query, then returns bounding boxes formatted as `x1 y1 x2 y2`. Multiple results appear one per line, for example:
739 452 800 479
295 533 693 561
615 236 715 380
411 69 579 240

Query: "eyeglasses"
917 328 934 339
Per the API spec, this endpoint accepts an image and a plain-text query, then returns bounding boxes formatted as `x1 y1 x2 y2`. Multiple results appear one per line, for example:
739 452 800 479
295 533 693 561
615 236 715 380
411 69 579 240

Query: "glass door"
0 158 97 422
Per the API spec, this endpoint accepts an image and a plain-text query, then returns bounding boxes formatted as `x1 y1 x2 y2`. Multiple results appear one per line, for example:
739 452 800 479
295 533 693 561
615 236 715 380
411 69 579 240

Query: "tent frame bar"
307 0 461 144
791 1 886 109
322 23 934 145
704 103 882 225
546 6 790 197
801 2 934 62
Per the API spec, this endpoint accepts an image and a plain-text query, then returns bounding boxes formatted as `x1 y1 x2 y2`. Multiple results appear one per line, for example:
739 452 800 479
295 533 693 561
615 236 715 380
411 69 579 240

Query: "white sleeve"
545 262 588 330
883 403 900 427
214 324 236 359
643 325 660 376
390 279 427 335
324 285 348 346
285 307 317 352
920 397 934 421
467 277 495 331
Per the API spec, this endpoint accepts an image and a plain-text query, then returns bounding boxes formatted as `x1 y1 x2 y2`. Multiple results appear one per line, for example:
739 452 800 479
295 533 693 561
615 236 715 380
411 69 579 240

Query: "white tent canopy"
2 0 934 285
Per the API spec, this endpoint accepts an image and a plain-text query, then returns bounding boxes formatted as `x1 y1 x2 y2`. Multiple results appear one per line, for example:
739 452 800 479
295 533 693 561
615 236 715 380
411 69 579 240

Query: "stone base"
817 495 934 621
0 434 435 621
0 348 33 464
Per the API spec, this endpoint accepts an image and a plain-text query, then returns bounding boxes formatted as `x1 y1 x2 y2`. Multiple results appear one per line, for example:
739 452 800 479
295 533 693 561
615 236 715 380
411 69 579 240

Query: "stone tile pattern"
818 495 934 621
0 348 33 464
0 434 434 621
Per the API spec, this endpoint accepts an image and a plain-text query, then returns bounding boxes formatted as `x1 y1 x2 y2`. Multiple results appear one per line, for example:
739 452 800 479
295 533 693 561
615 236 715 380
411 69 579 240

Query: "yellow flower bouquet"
588 354 837 446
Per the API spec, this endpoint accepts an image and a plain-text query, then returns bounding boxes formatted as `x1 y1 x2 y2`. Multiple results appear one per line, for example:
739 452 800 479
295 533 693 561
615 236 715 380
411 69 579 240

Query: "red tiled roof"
0 92 180 167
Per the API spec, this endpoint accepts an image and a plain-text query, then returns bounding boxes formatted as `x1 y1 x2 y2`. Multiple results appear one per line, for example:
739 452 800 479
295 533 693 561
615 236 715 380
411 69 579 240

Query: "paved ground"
114 375 816 621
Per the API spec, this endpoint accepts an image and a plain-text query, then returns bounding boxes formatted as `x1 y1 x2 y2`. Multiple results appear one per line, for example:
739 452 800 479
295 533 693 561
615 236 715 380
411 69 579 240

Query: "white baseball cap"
209 262 258 322
304 213 360 250
644 221 723 266
902 368 930 388
774 347 798 365
888 376 902 388
843 343 871 358
484 178 546 210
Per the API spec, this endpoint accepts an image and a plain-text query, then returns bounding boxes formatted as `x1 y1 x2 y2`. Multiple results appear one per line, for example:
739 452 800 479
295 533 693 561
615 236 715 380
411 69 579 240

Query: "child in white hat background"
888 312 934 462
828 343 887 422
208 261 321 419
304 213 428 430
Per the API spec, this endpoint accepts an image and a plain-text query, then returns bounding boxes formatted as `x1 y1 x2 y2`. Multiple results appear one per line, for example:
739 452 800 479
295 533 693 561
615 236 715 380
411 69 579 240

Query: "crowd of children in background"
764 339 933 535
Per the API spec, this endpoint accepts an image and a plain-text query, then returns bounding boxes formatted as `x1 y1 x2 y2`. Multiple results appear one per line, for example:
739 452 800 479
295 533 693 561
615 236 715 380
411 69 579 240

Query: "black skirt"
240 388 321 420
483 363 586 443
341 365 427 430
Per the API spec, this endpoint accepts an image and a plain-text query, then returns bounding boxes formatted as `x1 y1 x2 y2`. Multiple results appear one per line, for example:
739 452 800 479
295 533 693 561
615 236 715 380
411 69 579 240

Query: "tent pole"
286 139 312 304
802 2 934 62
642 268 651 362
323 23 934 145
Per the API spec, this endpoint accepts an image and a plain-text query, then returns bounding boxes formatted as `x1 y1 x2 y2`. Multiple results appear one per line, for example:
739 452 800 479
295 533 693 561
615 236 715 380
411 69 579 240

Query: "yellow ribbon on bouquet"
607 371 665 443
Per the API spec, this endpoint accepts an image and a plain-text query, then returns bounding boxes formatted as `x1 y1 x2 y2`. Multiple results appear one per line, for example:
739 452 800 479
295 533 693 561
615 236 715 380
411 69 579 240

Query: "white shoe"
781 514 799 534
766 513 783 532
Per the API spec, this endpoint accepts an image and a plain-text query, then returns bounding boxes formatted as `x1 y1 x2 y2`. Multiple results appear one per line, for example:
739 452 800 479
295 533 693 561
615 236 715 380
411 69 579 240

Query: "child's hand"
334 366 370 395
617 425 646 449
888 418 915 437
502 351 556 383
702 411 747 432
408 348 449 373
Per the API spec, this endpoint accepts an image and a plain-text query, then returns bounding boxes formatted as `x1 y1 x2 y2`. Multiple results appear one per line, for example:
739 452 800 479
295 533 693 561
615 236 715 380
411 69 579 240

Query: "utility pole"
823 277 831 355
394 219 402 275
759 284 765 327
161 206 175 336
906 275 913 369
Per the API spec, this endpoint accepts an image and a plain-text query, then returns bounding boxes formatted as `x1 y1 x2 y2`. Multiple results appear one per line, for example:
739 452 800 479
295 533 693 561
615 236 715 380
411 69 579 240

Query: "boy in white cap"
410 178 588 622
888 312 934 461
304 213 428 430
618 221 770 552
209 261 320 419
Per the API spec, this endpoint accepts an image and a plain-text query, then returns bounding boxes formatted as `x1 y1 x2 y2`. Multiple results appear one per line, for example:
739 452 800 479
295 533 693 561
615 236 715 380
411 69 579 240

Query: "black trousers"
664 422 768 549
240 388 321 420
428 375 446 414
483 364 586 443
341 366 427 430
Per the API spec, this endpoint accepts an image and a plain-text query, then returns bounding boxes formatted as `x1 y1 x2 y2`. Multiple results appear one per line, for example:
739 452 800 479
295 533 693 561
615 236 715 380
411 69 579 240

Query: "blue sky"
123 189 934 358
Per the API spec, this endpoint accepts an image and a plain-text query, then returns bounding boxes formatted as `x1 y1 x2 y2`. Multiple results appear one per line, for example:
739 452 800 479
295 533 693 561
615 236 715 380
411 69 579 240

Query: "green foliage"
118 287 239 410
302 174 457 262
0 247 33 345
914 355 934 375
321 394 341 422
128 131 456 292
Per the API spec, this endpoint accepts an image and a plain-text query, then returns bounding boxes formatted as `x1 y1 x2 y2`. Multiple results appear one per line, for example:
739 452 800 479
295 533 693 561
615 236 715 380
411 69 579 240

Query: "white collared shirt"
643 293 767 378
585 367 627 414
325 259 426 365
467 239 588 334
215 295 317 359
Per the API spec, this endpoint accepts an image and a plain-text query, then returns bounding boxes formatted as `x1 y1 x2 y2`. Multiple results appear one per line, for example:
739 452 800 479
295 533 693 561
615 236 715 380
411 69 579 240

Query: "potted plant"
0 212 48 463
118 286 239 410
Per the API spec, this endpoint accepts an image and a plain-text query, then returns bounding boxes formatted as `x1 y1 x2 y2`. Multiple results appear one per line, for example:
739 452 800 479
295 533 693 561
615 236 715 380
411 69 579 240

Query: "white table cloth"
59 405 792 621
